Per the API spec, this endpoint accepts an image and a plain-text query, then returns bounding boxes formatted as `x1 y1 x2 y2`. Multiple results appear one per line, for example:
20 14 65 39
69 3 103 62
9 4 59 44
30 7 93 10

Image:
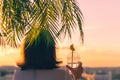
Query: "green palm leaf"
1 0 84 47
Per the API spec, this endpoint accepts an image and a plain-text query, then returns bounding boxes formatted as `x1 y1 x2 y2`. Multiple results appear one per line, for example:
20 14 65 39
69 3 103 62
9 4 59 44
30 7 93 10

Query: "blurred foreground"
0 66 120 80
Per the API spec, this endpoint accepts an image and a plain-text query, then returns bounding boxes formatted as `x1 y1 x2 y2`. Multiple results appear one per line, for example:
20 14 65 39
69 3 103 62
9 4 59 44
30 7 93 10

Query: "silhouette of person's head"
17 30 61 70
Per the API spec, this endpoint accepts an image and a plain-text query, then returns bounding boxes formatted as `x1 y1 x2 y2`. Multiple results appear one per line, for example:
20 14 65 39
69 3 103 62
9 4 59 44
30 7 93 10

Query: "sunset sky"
0 0 120 67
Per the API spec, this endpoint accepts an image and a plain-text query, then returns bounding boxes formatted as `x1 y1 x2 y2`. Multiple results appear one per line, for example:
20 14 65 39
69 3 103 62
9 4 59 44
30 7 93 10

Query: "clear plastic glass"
67 52 80 68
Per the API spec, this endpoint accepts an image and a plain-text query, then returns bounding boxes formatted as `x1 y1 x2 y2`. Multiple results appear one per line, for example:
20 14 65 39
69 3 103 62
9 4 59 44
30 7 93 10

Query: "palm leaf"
1 0 84 47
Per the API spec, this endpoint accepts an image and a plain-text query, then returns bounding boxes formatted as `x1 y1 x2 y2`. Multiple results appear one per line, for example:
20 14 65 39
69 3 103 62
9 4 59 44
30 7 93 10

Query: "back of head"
18 30 61 70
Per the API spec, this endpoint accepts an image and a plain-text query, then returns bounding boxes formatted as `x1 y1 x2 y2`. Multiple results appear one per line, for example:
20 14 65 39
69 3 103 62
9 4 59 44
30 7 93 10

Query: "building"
94 71 112 80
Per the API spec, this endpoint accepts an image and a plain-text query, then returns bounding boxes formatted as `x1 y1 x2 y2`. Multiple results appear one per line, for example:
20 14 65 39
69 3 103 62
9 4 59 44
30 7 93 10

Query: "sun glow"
1 0 120 68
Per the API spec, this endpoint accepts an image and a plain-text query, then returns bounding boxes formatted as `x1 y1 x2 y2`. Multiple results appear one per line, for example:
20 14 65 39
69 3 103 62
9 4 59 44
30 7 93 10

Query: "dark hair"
17 30 61 70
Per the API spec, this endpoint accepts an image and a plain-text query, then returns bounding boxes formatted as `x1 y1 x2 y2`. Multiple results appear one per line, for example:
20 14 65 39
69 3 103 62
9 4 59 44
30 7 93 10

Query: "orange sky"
0 46 120 67
0 0 120 67
77 0 120 67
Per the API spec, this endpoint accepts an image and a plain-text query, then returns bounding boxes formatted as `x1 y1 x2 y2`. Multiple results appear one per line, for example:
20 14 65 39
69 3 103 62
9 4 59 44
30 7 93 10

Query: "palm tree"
1 0 84 47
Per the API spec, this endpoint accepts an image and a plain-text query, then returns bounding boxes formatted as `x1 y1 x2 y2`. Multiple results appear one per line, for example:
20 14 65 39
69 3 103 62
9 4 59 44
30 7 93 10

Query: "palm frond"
58 0 84 41
1 0 33 47
1 0 84 47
